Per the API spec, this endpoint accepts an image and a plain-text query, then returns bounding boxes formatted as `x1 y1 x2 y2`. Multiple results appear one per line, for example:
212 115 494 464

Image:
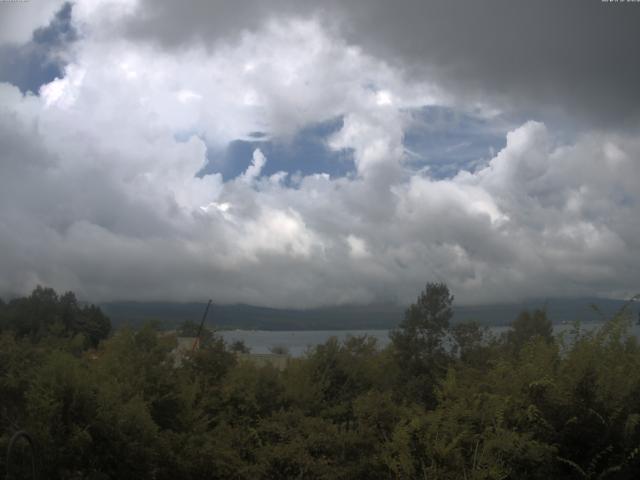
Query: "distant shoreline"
102 298 638 332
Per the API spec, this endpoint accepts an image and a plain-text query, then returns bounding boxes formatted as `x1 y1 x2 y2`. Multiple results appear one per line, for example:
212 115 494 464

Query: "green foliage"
230 339 251 353
390 282 454 406
178 319 215 348
451 320 493 366
506 308 553 353
3 286 640 479
269 345 289 355
0 286 110 347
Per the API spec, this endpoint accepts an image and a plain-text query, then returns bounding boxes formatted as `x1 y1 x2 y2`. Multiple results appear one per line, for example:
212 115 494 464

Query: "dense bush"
1 285 639 479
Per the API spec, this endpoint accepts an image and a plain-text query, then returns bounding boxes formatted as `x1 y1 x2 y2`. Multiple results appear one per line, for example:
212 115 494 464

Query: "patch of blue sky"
195 107 516 184
403 106 509 179
0 2 76 94
200 116 355 183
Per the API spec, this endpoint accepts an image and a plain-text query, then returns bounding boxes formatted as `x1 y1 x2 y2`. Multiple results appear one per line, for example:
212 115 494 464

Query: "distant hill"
100 302 403 330
100 297 639 331
454 298 638 326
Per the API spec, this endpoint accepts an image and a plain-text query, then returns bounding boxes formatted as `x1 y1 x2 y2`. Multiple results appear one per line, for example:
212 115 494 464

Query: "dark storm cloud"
123 0 640 127
121 0 303 48
338 0 640 128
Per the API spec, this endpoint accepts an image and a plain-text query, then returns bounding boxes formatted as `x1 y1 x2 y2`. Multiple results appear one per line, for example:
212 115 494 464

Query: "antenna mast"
192 299 212 352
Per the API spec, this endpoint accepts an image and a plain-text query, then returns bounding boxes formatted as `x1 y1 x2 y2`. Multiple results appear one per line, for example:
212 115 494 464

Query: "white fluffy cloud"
1 1 639 307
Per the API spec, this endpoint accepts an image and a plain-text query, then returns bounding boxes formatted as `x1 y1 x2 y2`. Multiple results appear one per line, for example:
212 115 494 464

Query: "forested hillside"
100 297 637 331
2 285 640 479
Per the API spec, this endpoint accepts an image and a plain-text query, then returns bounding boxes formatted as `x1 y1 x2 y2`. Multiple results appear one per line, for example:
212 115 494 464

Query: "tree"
230 339 251 354
77 304 111 347
390 282 454 406
506 309 553 352
269 345 290 356
178 319 214 348
0 287 110 347
450 321 492 366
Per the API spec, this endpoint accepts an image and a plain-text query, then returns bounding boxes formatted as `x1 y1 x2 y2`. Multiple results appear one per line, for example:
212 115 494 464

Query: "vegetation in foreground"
1 284 640 479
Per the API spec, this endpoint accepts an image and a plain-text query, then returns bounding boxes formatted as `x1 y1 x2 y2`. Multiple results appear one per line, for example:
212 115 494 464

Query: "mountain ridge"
100 297 639 331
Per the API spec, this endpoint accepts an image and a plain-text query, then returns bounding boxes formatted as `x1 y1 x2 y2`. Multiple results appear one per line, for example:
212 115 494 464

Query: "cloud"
403 106 509 179
241 149 267 183
0 5 639 309
0 0 66 45
202 117 354 181
120 0 640 128
0 2 77 94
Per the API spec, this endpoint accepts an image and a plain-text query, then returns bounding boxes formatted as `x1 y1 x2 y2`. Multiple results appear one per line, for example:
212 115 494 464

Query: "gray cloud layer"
123 0 640 127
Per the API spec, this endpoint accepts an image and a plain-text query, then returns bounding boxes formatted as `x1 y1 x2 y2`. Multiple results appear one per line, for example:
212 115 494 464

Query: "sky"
0 0 639 307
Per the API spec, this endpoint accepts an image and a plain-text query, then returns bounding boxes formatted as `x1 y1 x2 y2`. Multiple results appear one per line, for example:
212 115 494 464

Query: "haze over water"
220 322 640 357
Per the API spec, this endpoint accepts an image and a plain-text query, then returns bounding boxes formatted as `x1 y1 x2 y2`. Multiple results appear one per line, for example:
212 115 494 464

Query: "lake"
219 322 640 357
219 329 392 357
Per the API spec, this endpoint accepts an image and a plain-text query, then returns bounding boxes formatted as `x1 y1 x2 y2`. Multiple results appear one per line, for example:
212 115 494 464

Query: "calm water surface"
219 323 640 357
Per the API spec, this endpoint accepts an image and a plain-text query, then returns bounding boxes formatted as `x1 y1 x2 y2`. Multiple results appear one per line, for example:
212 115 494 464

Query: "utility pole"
192 299 212 352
